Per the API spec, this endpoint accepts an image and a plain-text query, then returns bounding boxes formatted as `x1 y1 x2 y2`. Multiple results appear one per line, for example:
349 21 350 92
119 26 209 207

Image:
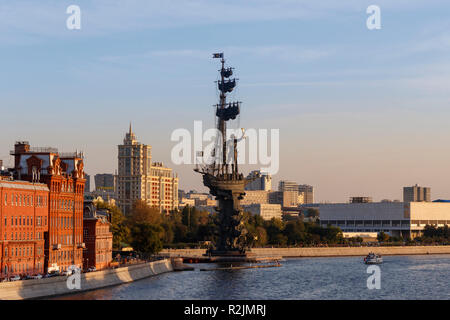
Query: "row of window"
3 193 47 207
49 249 82 262
4 246 42 258
3 262 42 275
50 199 83 211
3 231 43 241
3 215 47 227
50 215 82 229
51 234 82 246
50 181 83 194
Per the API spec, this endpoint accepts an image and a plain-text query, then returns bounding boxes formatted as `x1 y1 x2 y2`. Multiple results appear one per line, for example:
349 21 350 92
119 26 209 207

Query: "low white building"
319 202 450 238
243 203 282 221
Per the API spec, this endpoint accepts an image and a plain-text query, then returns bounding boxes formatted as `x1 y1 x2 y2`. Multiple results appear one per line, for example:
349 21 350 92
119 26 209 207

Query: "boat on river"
364 252 383 264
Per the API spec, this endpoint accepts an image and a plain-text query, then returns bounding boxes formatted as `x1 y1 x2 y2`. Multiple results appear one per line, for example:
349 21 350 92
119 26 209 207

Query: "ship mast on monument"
194 52 251 258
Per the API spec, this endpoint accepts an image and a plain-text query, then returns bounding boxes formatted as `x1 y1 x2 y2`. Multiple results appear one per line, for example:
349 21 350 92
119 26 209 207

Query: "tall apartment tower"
403 184 431 202
117 125 179 214
245 170 272 191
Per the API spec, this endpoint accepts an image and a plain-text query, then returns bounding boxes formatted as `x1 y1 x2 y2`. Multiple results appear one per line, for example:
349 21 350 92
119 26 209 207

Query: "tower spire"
129 122 132 135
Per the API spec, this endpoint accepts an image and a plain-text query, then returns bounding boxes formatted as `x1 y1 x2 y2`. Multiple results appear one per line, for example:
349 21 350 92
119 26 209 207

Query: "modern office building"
10 141 86 273
245 170 272 191
403 185 431 202
298 184 314 204
117 126 179 214
0 179 49 279
319 201 450 238
243 203 282 221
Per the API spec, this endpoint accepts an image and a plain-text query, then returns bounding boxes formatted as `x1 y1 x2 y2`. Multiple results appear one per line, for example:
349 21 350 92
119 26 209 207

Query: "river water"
54 254 450 300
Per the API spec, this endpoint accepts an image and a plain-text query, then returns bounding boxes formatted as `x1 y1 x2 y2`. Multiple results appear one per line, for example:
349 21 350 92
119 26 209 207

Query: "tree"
265 218 285 245
377 232 390 242
94 201 130 250
283 220 306 245
305 208 319 218
130 223 163 256
129 200 162 225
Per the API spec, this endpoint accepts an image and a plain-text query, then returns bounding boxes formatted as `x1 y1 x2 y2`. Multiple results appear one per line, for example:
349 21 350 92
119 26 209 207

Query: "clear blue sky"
1 0 450 202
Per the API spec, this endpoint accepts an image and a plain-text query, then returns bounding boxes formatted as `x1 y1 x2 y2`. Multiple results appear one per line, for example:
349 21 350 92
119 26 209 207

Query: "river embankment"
160 246 450 259
0 258 173 300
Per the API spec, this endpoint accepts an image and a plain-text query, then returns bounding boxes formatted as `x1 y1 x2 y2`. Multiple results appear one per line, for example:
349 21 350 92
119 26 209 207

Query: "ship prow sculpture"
194 52 252 259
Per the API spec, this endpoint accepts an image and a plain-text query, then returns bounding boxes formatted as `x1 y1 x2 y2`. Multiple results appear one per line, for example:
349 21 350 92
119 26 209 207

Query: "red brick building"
11 141 85 273
83 199 113 270
0 179 49 279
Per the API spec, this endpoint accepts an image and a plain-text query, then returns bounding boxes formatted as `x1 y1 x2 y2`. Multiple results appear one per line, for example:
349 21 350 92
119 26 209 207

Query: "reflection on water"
53 254 450 300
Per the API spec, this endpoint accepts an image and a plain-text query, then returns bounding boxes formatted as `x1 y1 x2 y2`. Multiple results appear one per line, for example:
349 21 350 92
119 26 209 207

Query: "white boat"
364 252 383 264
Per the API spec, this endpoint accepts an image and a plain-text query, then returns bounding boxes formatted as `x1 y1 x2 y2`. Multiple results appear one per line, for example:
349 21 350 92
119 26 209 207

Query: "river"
53 254 450 300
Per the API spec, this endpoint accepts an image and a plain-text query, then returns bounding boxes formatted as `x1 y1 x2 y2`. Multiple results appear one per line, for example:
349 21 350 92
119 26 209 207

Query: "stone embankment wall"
161 246 450 258
0 259 173 300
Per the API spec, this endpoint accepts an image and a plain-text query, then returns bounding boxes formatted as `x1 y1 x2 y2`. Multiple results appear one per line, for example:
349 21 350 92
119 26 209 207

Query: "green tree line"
98 201 355 256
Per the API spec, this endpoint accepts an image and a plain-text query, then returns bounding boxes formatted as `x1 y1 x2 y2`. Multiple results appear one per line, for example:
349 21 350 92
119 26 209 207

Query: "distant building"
179 198 196 207
95 173 115 191
269 191 298 208
319 201 450 238
404 185 431 202
185 191 210 201
178 189 187 200
83 198 113 271
245 170 272 191
278 180 298 192
92 173 116 202
117 125 179 214
243 203 282 221
85 174 91 193
350 197 372 203
298 184 314 204
241 190 270 205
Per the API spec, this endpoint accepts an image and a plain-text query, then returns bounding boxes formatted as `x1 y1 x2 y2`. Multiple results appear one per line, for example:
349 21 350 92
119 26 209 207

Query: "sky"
1 0 450 202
